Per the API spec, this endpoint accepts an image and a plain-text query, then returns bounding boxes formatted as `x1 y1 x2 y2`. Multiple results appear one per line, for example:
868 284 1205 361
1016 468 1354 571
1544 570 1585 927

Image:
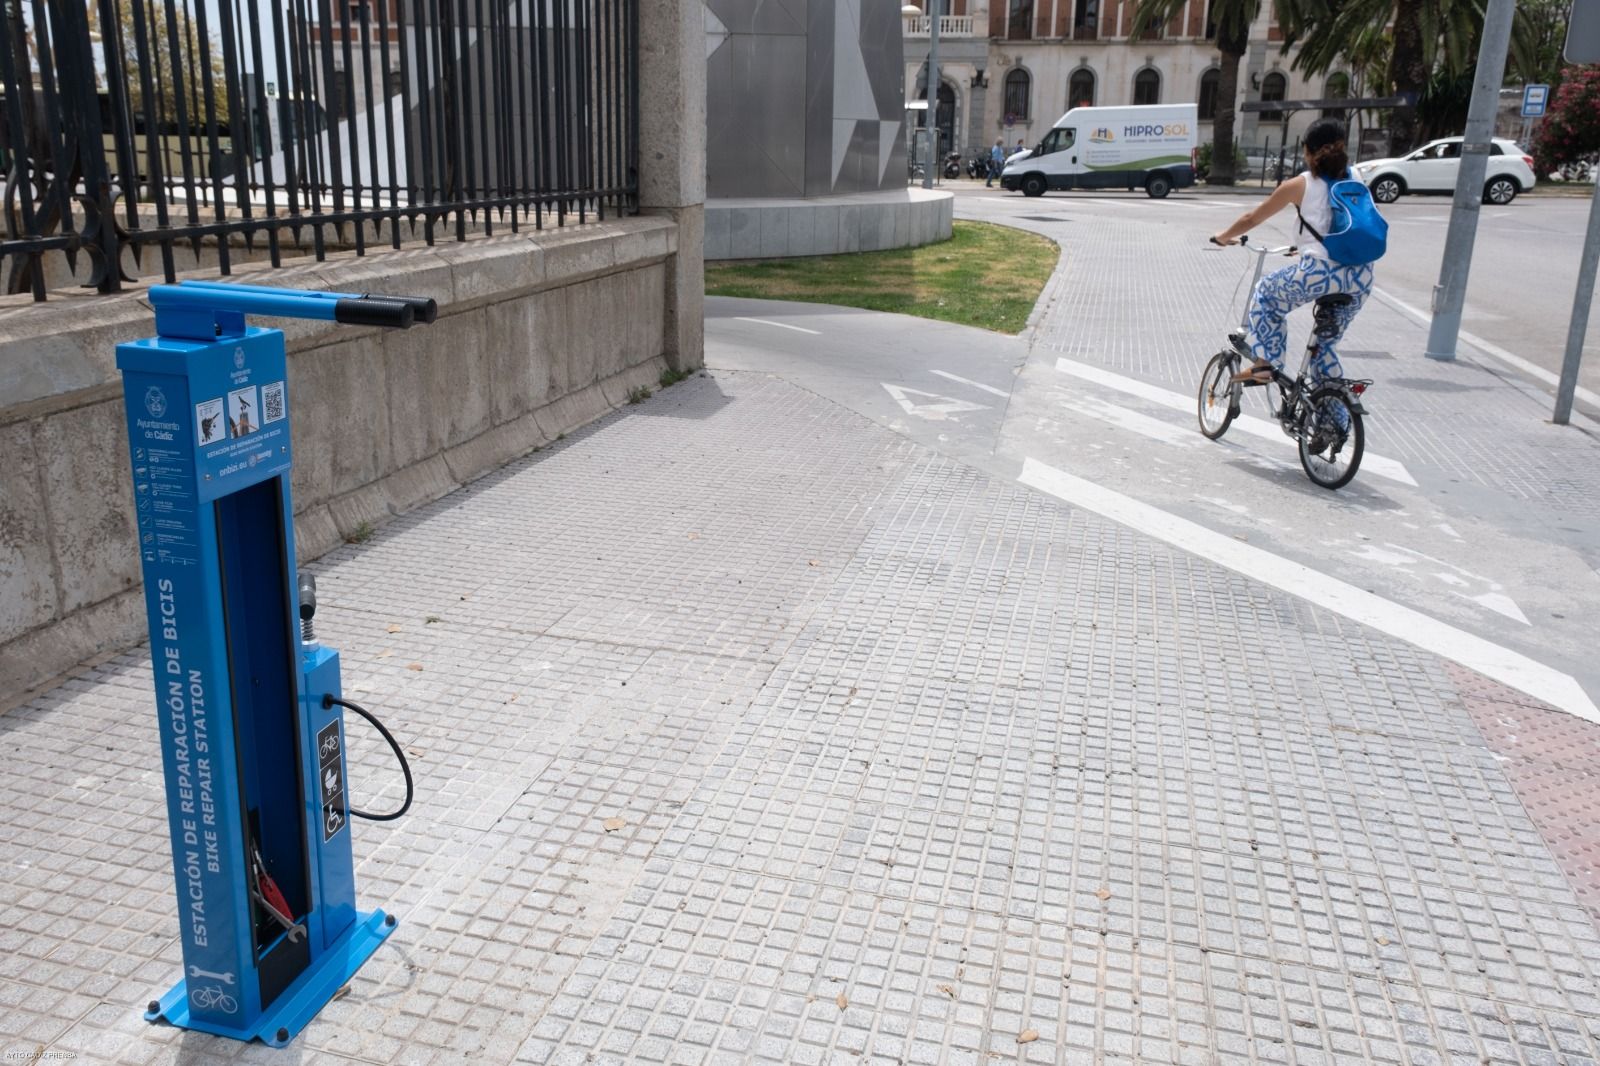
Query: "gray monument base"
705 188 954 261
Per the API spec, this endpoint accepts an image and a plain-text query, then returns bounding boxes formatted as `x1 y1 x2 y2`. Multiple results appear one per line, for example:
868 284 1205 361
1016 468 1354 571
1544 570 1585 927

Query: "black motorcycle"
943 151 962 180
967 153 989 179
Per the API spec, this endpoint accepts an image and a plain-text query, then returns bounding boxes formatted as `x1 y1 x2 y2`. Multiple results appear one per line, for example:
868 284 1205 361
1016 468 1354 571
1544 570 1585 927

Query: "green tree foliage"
1516 0 1577 89
1530 66 1600 176
90 1 230 127
1279 0 1555 154
1134 0 1256 184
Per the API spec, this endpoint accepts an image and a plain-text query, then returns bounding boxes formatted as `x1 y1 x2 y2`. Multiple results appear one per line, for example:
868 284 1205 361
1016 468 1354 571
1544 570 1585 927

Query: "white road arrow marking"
1020 457 1597 725
881 384 988 420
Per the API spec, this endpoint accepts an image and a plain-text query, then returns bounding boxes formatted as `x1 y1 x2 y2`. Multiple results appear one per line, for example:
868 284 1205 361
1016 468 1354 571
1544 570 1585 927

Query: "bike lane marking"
1053 357 1419 487
1371 288 1600 420
1019 457 1599 725
1059 396 1199 447
733 317 823 336
930 369 1011 398
881 384 988 420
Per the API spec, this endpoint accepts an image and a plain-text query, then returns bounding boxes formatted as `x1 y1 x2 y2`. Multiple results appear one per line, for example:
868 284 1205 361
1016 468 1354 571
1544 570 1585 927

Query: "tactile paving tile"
1447 661 1600 928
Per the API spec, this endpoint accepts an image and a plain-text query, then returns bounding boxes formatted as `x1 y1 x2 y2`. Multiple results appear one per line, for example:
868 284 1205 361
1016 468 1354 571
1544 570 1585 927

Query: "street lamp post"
904 0 941 190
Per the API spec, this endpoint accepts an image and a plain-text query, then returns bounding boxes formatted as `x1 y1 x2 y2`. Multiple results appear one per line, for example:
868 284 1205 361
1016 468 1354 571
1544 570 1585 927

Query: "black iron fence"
0 0 639 301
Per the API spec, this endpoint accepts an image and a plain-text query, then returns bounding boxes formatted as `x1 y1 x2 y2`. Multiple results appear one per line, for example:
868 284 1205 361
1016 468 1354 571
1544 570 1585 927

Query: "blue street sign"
1522 84 1549 118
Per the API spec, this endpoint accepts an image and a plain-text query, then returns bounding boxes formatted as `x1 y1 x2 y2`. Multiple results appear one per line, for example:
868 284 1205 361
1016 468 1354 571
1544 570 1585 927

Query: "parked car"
1238 150 1307 182
1351 137 1536 205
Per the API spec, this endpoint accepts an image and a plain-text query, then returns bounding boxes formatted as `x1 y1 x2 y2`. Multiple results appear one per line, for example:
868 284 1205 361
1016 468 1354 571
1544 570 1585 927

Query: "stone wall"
0 217 682 700
705 188 953 260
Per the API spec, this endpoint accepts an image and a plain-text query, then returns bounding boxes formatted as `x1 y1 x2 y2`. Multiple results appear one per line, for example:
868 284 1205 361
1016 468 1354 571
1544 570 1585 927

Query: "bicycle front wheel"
1198 352 1240 440
1298 387 1364 489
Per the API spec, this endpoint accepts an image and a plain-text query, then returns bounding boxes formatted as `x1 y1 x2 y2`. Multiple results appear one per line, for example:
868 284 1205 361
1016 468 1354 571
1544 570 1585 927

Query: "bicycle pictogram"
190 985 239 1014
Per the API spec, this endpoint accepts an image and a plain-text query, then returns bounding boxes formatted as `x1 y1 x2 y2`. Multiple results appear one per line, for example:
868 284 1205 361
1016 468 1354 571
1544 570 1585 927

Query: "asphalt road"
948 181 1600 406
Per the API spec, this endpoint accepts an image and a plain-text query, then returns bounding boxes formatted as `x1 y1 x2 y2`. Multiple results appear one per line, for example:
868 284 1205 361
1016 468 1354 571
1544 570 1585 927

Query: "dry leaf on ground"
386 624 402 633
835 993 848 1010
937 984 955 997
1018 1029 1039 1044
602 817 626 832
406 662 424 672
1094 887 1112 901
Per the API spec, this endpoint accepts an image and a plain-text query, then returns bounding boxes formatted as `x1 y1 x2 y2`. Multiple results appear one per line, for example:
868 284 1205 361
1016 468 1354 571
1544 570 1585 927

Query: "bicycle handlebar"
1208 234 1297 256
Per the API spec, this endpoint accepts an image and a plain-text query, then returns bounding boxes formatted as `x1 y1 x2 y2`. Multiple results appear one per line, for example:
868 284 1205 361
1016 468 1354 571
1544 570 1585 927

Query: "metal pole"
1423 0 1515 360
923 0 940 191
1554 172 1600 424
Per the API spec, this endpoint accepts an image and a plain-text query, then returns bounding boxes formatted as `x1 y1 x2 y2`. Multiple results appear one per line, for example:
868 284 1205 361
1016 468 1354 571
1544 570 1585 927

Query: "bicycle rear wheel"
1298 387 1364 489
1197 352 1240 440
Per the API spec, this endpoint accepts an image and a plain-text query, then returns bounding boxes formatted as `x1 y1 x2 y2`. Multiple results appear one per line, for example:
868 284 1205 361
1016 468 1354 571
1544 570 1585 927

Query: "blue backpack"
1297 171 1388 265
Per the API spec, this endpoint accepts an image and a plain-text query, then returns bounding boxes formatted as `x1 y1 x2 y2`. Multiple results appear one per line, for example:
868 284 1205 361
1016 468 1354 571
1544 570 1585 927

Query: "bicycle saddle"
1311 294 1355 338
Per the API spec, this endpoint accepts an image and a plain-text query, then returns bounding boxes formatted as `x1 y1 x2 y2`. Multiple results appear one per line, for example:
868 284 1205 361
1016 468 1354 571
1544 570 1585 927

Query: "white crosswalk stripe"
1053 357 1419 487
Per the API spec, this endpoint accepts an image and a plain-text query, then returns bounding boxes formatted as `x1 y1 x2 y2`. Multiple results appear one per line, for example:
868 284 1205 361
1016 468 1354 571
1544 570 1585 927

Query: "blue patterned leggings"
1247 256 1375 382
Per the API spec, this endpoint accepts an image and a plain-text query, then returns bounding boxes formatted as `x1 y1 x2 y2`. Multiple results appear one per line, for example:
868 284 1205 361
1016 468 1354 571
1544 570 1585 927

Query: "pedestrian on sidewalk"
1014 138 1026 157
1209 119 1374 391
986 139 1005 187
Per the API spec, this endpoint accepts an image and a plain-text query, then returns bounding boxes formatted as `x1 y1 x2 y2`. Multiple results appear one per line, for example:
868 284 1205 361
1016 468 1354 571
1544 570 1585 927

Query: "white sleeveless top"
1296 174 1332 260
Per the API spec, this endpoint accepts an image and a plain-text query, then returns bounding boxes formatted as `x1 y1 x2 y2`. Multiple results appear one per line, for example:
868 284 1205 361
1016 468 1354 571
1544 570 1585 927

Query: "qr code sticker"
262 380 287 424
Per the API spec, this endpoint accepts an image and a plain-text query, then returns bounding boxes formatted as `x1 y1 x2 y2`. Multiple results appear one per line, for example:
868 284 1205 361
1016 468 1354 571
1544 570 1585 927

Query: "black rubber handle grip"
334 297 415 329
363 293 438 324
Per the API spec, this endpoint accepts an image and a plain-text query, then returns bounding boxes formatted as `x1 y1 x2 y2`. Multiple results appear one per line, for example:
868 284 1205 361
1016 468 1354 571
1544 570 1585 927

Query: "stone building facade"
904 0 1358 161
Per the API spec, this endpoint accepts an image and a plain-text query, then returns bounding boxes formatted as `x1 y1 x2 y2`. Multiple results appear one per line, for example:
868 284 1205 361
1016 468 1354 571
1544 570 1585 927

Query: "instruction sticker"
316 720 347 842
195 397 226 446
227 385 258 438
261 380 287 425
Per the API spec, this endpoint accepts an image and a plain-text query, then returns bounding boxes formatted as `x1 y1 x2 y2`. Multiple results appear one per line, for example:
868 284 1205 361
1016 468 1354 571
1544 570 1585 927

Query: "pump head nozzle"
298 573 317 643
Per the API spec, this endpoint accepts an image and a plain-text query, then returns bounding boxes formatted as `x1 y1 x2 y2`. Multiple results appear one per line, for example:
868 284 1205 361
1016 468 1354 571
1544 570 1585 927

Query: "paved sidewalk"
5 361 1600 1064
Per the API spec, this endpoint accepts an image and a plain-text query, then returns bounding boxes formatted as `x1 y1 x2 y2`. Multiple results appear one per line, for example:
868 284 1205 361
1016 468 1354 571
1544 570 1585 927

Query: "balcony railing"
903 15 977 36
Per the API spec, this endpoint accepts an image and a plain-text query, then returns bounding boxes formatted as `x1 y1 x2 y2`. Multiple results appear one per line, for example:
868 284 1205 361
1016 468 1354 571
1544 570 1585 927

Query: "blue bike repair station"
116 281 433 1046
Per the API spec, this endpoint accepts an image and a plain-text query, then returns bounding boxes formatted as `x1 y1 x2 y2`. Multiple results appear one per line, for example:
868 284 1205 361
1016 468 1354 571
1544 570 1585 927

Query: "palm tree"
1280 0 1546 155
1133 0 1263 184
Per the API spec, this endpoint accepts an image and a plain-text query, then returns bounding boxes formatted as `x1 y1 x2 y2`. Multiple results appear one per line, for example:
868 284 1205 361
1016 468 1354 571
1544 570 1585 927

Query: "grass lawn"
704 219 1059 335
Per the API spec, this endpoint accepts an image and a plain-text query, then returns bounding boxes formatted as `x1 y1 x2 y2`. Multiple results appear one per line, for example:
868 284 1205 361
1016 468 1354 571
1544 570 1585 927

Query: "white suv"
1351 137 1536 205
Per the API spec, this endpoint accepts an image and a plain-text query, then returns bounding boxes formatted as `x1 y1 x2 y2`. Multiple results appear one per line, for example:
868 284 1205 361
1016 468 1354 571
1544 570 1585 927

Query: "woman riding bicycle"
1209 119 1373 387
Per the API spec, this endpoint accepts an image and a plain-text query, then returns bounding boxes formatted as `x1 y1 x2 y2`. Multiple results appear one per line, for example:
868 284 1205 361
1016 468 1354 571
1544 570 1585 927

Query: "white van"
1002 104 1198 198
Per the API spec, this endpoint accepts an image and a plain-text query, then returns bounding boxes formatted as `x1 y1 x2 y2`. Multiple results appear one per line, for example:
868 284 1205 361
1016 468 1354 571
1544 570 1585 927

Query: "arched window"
1004 68 1032 121
1068 68 1095 109
914 80 958 152
1197 68 1220 121
1260 71 1287 121
1322 72 1350 118
1133 68 1160 106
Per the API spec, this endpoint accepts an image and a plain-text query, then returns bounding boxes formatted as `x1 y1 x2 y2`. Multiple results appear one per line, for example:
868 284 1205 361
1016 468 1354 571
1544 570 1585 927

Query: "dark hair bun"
1305 118 1349 178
